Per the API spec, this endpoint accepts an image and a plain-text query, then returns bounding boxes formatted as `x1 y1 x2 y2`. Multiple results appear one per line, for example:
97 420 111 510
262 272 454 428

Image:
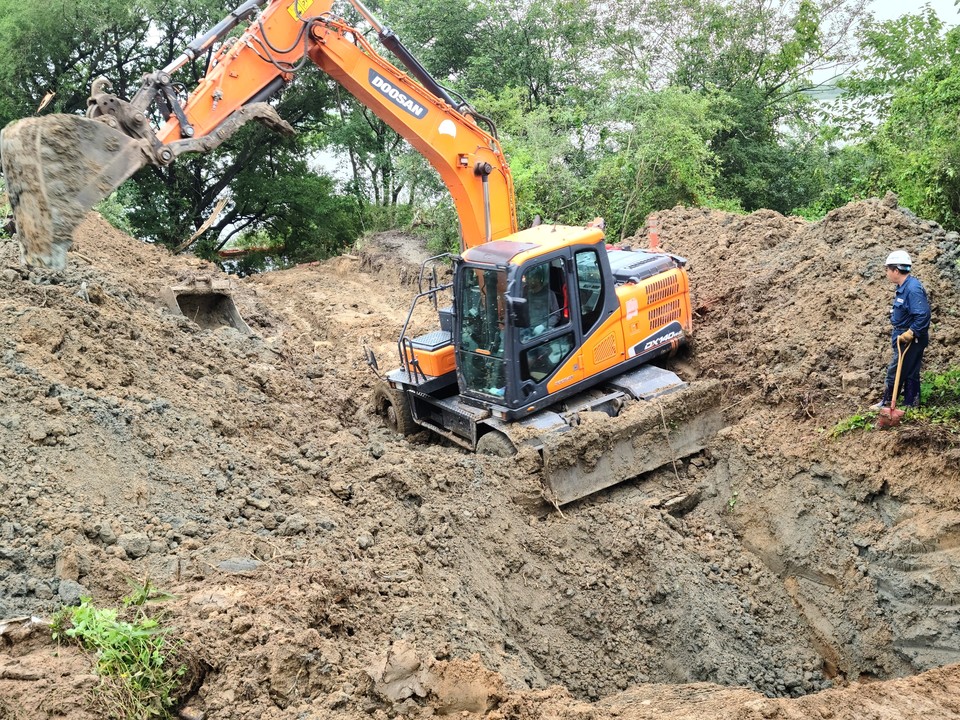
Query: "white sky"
870 0 958 24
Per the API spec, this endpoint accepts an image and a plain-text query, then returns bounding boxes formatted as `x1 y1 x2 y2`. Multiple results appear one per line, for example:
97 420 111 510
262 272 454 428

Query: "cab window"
576 249 604 332
458 267 507 397
521 333 574 383
520 258 568 343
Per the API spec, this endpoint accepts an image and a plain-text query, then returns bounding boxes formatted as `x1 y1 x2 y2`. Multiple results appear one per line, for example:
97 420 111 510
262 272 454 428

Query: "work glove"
899 329 915 344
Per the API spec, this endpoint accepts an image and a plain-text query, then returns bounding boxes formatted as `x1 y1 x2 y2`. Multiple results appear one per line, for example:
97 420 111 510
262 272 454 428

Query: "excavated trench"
399 434 956 703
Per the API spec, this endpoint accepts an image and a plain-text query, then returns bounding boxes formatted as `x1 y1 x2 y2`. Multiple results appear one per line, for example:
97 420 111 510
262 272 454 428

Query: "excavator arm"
0 0 518 269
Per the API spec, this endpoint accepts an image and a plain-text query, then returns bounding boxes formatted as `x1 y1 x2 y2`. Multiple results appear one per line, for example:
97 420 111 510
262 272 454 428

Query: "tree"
596 0 859 215
589 87 726 238
862 26 960 229
0 0 169 124
835 7 948 134
0 0 359 263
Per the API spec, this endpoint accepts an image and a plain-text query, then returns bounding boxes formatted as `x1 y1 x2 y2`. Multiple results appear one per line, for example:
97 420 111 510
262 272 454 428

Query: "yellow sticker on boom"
288 0 314 19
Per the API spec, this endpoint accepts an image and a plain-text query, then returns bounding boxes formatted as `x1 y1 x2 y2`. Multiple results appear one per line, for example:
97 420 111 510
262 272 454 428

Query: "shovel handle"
890 335 910 412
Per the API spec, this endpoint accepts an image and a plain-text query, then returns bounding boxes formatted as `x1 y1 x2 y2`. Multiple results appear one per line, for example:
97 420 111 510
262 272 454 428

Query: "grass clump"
921 365 960 407
830 410 877 438
52 581 184 720
831 366 960 438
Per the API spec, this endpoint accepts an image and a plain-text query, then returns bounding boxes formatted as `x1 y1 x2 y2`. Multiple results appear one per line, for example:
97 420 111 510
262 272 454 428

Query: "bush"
52 581 184 719
921 365 960 407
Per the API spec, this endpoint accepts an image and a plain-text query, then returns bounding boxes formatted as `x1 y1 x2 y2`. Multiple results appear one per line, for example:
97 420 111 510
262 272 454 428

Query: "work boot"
870 385 893 410
902 379 921 408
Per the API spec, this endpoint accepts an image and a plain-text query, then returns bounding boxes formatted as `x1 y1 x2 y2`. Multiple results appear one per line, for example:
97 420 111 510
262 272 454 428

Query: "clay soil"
1 193 960 720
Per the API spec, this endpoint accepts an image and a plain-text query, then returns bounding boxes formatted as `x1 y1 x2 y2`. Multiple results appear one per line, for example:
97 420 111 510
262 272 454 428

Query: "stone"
840 371 871 392
246 496 271 511
55 548 80 582
98 521 117 545
278 514 308 536
217 558 261 573
58 579 88 606
118 532 150 559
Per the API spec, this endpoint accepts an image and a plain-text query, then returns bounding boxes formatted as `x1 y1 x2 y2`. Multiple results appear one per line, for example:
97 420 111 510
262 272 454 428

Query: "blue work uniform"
884 274 931 406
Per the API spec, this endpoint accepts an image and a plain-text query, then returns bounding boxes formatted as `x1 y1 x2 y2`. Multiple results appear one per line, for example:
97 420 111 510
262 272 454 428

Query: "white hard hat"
885 250 911 268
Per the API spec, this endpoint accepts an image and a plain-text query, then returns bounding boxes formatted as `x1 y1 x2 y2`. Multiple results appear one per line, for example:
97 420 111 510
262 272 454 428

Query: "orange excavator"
0 0 721 505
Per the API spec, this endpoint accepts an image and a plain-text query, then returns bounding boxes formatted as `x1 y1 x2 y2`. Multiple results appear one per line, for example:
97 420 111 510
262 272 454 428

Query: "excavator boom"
0 0 517 269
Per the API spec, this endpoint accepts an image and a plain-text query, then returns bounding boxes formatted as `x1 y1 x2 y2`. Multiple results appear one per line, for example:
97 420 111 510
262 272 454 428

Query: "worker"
521 264 561 342
873 250 931 409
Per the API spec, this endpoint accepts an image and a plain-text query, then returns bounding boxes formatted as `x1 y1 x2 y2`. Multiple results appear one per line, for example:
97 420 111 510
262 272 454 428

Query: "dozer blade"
540 380 723 506
1 114 152 269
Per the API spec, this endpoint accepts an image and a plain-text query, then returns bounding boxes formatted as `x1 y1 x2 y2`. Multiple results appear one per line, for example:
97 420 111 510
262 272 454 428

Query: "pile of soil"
1 193 959 720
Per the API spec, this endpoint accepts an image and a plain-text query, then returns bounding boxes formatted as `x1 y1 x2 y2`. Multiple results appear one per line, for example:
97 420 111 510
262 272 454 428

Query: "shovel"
876 336 910 429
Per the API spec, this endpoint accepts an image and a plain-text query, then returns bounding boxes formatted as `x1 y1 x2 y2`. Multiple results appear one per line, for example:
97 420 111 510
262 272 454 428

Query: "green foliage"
95 187 136 237
478 87 586 229
4 0 944 270
53 582 183 720
0 0 223 126
827 12 960 231
862 29 960 230
726 491 739 514
790 143 877 219
414 201 461 256
829 411 878 438
831 367 960 438
836 7 947 133
461 0 600 107
921 365 960 407
590 86 727 238
666 0 865 215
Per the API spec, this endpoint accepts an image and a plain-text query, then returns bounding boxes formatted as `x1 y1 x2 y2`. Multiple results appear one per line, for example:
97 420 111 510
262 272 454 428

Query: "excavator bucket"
539 380 723 506
1 114 151 269
160 278 252 334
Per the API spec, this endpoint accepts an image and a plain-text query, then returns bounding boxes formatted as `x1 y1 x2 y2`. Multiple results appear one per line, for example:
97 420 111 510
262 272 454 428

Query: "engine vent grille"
646 275 680 305
594 332 618 364
648 299 682 329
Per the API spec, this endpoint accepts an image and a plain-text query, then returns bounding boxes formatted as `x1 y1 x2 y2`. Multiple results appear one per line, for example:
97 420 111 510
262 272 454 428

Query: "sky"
870 0 958 24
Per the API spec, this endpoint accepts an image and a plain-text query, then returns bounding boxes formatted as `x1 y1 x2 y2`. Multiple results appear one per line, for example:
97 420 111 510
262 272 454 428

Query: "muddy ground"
1 193 959 719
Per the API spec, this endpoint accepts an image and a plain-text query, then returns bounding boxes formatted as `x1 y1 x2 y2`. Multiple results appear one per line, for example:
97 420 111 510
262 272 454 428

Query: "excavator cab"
456 258 576 409
454 225 636 418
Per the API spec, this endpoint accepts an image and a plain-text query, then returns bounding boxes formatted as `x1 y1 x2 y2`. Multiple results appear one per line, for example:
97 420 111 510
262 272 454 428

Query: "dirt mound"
647 193 958 417
1 198 959 719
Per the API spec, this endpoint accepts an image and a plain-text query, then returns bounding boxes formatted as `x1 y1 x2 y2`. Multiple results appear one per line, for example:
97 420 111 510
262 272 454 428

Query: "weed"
921 365 960 407
831 367 960 439
829 411 877 438
53 580 184 720
726 492 739 514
